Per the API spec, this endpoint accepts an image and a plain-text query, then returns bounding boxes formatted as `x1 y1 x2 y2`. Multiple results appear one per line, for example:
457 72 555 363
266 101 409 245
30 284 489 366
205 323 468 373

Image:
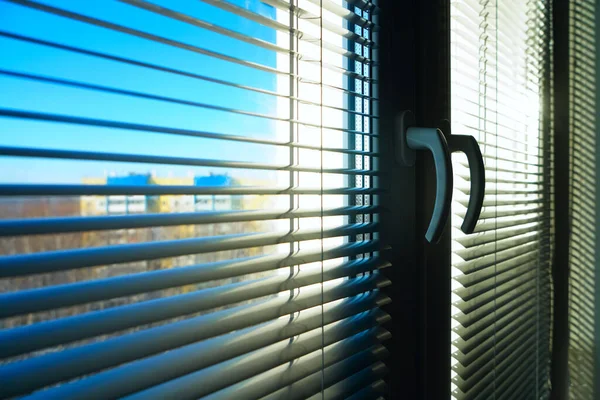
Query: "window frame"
377 0 452 397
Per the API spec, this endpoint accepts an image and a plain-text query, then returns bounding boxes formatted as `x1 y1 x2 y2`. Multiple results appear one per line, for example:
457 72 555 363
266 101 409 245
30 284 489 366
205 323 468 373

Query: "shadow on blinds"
568 0 597 398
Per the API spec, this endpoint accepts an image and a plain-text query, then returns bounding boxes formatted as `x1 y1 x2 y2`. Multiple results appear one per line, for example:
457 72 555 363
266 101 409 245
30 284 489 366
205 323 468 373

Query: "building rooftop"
194 174 235 187
107 174 151 186
104 173 235 187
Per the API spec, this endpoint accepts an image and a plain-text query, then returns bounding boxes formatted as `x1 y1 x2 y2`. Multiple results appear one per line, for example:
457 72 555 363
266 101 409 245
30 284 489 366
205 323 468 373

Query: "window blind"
0 0 388 398
450 0 553 398
568 0 598 397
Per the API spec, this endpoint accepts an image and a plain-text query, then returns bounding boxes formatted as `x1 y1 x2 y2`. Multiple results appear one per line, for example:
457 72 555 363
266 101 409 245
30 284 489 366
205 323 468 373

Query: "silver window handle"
397 111 453 243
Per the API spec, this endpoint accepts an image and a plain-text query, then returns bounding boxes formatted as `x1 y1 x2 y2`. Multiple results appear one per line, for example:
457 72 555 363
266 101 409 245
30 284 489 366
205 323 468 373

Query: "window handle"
396 111 453 243
437 120 486 235
407 127 453 243
447 134 485 234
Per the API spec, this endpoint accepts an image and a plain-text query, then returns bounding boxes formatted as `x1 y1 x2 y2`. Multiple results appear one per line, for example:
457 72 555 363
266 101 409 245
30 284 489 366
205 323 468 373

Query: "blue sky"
0 0 279 183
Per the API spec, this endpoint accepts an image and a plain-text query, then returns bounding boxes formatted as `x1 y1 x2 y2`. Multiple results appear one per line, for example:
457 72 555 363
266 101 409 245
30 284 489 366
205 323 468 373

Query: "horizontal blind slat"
15 312 388 399
0 205 381 236
198 0 375 48
0 222 379 277
0 108 378 149
454 232 539 260
0 241 382 317
454 317 548 385
266 365 387 400
0 68 381 130
0 292 389 398
0 31 378 113
345 380 388 400
455 333 547 395
454 290 537 342
205 346 389 400
259 0 375 42
454 296 541 360
304 0 376 28
454 240 541 274
5 0 376 86
6 0 284 75
123 333 390 400
473 215 549 233
304 363 388 400
0 301 388 397
455 272 541 315
454 260 539 302
0 266 390 359
0 145 379 175
455 221 544 248
120 0 377 79
454 251 539 289
463 206 543 220
456 196 546 208
0 184 382 196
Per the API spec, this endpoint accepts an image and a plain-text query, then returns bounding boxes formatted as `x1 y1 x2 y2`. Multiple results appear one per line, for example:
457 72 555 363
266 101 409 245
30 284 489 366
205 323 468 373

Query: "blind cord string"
320 0 326 397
